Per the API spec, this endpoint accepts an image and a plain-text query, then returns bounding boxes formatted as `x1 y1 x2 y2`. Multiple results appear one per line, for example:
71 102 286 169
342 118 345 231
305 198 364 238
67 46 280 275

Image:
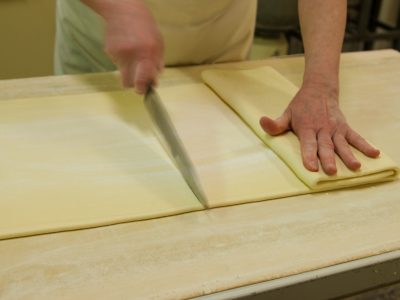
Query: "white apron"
54 0 257 74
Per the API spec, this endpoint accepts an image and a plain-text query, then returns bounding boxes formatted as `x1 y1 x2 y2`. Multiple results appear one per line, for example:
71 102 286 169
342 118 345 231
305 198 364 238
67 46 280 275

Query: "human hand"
259 82 380 175
102 0 164 94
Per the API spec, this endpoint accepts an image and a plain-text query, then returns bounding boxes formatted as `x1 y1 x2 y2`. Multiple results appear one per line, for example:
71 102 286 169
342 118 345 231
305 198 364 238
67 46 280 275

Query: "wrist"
302 71 339 100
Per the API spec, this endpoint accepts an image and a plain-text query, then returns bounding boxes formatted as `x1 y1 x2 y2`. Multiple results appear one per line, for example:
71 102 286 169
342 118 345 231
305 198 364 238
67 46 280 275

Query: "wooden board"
0 50 399 299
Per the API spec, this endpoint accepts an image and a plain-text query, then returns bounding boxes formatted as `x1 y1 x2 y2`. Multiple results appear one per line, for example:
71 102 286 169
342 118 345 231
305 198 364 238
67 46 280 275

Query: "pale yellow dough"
0 91 203 239
0 84 311 240
202 67 399 190
1 67 398 240
156 83 310 207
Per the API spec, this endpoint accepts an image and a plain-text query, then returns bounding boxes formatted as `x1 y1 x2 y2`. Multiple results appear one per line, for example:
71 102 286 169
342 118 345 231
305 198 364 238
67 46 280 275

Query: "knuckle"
305 142 318 149
137 37 161 57
135 77 150 86
142 39 159 51
347 129 362 140
333 135 344 146
303 153 316 162
106 41 139 58
119 43 137 54
333 125 347 137
319 140 334 150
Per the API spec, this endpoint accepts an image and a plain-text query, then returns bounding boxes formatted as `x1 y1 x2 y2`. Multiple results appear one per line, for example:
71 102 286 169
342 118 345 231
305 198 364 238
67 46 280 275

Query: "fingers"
346 129 380 158
260 115 379 175
259 111 291 136
299 128 365 175
259 112 321 173
298 129 319 172
333 133 361 170
118 58 161 94
119 64 134 88
301 128 379 175
317 130 337 175
133 59 160 94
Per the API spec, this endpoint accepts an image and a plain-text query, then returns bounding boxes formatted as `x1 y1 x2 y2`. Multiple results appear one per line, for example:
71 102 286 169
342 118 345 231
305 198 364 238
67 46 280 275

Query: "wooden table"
0 50 399 300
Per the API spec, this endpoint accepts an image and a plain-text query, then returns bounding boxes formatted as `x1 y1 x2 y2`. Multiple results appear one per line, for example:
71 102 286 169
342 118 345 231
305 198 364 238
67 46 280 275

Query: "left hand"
259 82 380 175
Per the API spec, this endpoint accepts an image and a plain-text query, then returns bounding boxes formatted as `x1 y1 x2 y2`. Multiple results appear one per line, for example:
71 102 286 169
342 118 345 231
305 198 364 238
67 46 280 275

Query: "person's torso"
55 0 257 73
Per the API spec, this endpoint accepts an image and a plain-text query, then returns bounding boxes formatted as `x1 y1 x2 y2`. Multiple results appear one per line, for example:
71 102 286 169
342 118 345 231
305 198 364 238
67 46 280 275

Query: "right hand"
102 1 164 94
260 81 380 175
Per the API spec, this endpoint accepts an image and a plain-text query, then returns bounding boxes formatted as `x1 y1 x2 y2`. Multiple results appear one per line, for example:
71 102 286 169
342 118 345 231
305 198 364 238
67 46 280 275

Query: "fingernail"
308 161 319 172
352 161 361 169
372 149 380 157
327 166 337 175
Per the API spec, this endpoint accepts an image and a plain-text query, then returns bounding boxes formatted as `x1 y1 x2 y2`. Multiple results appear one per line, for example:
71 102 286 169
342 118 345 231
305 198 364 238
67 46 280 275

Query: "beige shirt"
54 0 257 74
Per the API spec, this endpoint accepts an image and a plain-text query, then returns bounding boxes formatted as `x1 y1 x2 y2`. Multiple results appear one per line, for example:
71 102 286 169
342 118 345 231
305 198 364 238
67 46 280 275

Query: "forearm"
298 0 347 94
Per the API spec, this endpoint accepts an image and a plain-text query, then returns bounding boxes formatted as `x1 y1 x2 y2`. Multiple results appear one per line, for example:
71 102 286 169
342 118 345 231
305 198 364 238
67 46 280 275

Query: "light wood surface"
0 50 399 299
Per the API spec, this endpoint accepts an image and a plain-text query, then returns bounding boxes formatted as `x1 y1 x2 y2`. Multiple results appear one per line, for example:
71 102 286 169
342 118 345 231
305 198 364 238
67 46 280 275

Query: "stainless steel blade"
144 88 208 207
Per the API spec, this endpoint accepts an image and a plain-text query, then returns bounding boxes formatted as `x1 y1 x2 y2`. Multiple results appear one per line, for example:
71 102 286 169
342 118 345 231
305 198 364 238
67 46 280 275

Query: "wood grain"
0 50 399 300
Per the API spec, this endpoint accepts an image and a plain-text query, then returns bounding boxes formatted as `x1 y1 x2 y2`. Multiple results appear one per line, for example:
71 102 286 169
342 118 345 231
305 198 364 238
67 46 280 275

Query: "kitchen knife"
144 87 208 208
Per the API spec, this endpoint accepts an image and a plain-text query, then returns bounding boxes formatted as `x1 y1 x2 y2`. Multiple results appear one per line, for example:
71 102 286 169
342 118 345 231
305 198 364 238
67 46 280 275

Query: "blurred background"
0 0 399 79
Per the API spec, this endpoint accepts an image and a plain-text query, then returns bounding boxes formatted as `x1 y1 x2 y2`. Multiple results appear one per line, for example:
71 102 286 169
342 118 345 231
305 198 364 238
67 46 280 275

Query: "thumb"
259 110 291 136
134 59 159 94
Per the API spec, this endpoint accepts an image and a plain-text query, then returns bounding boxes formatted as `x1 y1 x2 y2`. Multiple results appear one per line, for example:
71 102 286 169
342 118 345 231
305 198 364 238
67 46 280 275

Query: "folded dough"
202 67 399 190
156 83 310 207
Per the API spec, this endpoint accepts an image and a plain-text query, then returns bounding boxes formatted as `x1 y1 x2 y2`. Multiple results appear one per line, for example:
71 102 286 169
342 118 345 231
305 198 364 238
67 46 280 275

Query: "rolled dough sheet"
202 67 399 190
0 91 203 239
1 83 313 239
2 68 398 240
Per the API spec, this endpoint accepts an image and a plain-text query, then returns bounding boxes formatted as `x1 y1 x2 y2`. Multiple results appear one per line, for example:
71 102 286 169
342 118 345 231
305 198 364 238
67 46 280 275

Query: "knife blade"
144 87 208 208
